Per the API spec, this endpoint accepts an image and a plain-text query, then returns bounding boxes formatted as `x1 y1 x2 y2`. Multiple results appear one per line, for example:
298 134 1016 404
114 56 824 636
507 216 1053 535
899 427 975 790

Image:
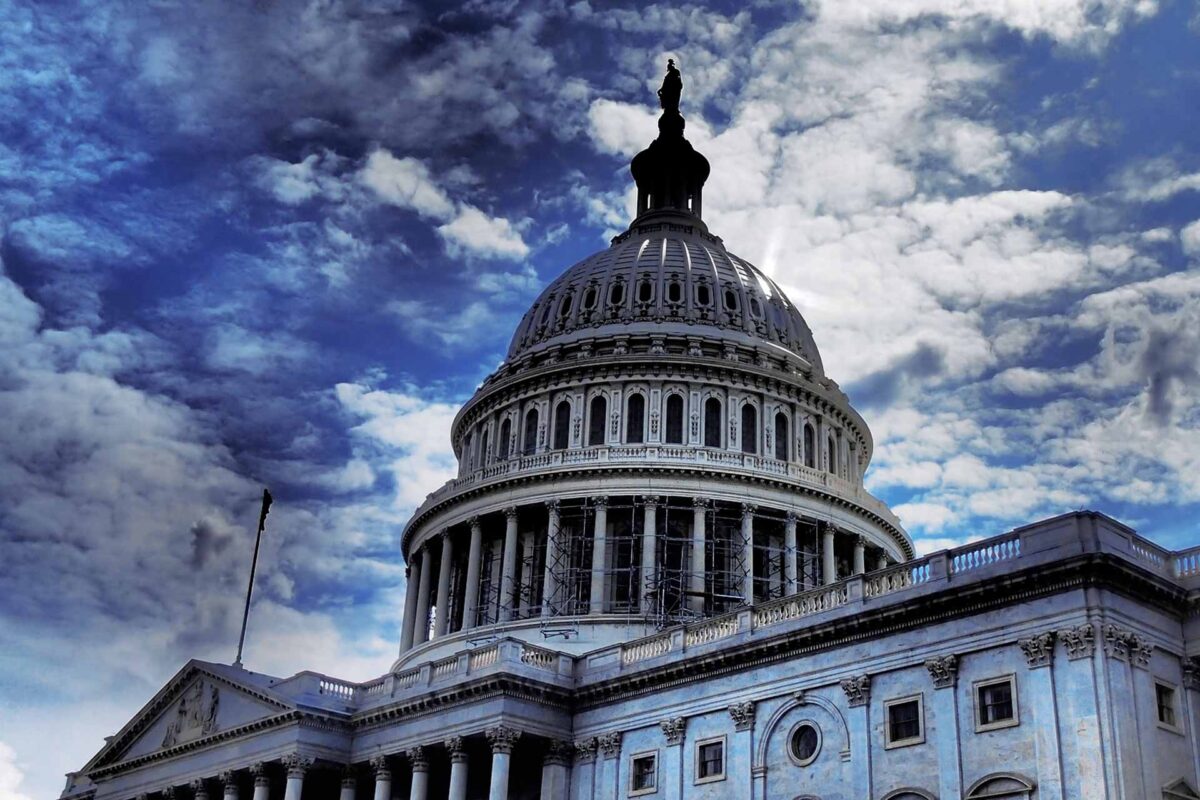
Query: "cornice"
351 674 573 733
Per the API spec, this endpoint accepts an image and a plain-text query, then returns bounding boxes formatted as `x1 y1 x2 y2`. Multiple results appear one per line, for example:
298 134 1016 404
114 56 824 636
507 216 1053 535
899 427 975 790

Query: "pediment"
86 661 294 772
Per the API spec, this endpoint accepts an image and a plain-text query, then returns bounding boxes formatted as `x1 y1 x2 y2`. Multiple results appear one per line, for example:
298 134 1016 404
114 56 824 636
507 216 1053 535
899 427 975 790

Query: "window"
610 280 626 306
696 283 712 307
774 412 789 461
583 286 598 310
885 695 924 748
463 433 473 470
479 430 489 467
749 297 763 318
522 408 538 456
695 737 725 784
1157 681 1180 730
626 394 645 444
704 398 722 447
740 404 758 455
803 423 816 468
667 281 682 303
558 292 574 320
539 297 554 326
723 288 738 311
588 395 607 446
552 400 570 451
630 752 657 796
637 279 654 303
498 418 511 460
975 676 1018 732
788 722 821 766
827 434 838 473
665 394 684 444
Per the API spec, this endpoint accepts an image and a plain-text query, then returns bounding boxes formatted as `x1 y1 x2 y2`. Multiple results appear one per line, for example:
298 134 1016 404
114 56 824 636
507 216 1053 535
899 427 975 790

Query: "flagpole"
234 488 272 668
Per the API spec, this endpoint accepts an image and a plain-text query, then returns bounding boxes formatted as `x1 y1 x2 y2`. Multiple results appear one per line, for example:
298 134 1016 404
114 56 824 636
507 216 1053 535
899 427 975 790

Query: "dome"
505 220 825 374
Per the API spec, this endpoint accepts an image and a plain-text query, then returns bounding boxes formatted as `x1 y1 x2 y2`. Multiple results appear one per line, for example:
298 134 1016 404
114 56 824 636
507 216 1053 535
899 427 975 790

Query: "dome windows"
498 418 512 460
522 408 539 456
558 292 574 321
582 285 599 311
749 297 763 319
666 280 683 304
637 279 655 304
588 395 607 446
609 280 626 307
740 404 758 455
665 394 684 444
723 288 739 312
803 422 816 469
539 297 555 327
626 393 646 443
553 400 571 450
696 283 712 307
704 398 722 447
774 412 789 461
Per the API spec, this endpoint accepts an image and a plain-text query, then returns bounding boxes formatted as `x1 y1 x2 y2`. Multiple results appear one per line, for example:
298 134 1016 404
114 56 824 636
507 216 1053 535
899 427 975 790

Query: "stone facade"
62 65 1200 800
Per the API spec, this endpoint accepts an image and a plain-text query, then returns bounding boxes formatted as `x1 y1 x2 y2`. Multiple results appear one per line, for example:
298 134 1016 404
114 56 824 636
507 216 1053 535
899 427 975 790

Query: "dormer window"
666 281 682 304
749 297 763 319
558 292 574 320
609 280 626 306
582 286 598 310
696 283 712 307
723 289 739 311
637 279 654 304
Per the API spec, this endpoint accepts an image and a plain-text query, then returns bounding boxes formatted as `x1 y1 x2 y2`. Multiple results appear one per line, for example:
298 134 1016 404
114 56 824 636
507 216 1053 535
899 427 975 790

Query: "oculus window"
630 752 657 796
975 675 1018 732
885 695 924 748
695 736 725 784
788 721 821 766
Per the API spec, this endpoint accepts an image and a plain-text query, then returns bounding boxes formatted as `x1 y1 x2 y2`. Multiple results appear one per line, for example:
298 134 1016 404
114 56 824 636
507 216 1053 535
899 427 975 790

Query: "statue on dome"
658 58 682 114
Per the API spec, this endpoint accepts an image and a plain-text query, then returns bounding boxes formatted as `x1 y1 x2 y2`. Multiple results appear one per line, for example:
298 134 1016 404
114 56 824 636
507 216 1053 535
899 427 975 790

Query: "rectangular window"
974 675 1019 732
885 695 924 748
630 752 657 796
1157 681 1179 730
695 736 725 784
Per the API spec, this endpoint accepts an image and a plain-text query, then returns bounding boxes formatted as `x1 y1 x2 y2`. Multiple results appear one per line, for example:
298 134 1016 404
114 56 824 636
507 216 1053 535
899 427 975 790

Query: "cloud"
359 150 456 220
437 206 529 260
0 743 33 800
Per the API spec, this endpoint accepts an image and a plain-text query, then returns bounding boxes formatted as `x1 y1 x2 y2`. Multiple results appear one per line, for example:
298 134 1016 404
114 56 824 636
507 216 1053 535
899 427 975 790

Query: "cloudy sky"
4 0 1200 796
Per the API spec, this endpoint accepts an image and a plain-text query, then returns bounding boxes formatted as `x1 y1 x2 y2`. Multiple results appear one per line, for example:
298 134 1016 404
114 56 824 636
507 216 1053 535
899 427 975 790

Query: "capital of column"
854 535 867 548
251 763 270 787
545 499 560 513
1057 623 1095 660
340 765 357 790
1018 631 1056 669
692 496 710 510
840 674 871 707
445 736 468 764
136 794 149 800
925 655 958 689
486 725 521 754
162 787 177 800
641 495 660 507
503 506 519 520
574 737 598 763
468 515 481 531
741 503 757 517
1182 657 1200 691
659 717 686 745
591 495 608 508
785 511 799 524
407 745 429 772
189 779 208 799
282 753 313 778
597 731 622 758
217 772 235 790
369 755 391 780
544 739 574 766
441 527 452 540
727 701 755 731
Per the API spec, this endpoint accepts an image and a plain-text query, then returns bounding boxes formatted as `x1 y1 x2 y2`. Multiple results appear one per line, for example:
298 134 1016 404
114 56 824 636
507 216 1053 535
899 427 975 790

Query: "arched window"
522 408 539 456
479 429 490 466
665 394 684 444
588 395 607 446
626 393 645 444
741 404 758 455
704 398 722 447
964 773 1035 800
803 422 816 468
774 412 788 461
498 418 511 460
463 432 473 470
828 434 837 473
553 400 570 450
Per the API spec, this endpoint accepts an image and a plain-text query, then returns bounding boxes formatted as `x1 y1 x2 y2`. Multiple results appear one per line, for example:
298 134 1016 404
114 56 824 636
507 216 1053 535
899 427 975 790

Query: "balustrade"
621 634 673 665
949 534 1020 574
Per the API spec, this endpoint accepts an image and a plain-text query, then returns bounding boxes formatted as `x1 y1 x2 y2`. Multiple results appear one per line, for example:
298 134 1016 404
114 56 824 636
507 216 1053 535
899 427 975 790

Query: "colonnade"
400 497 892 653
141 728 567 800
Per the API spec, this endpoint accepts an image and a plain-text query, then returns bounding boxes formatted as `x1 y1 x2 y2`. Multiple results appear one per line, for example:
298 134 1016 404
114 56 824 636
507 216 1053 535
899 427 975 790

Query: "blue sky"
4 1 1200 796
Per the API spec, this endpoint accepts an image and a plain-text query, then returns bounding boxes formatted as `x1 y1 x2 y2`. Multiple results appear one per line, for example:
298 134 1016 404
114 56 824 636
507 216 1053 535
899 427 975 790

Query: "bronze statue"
657 58 682 114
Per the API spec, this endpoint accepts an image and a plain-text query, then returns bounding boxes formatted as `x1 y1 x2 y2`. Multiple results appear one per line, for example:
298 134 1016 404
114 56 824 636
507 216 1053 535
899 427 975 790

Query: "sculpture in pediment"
162 680 220 747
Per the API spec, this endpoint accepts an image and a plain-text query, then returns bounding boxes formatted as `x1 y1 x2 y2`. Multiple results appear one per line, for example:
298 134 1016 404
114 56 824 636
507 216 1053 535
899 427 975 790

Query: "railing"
520 644 557 670
318 678 357 701
684 613 740 646
468 645 499 670
621 634 673 665
865 561 930 598
432 657 459 680
950 534 1020 574
394 668 420 690
359 677 389 697
1174 546 1200 578
753 584 848 629
1130 537 1169 570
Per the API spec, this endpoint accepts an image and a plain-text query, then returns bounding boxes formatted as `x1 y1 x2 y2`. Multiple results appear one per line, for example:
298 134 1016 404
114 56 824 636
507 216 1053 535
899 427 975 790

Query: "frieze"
728 701 756 730
1057 623 1095 660
1018 632 1055 669
925 655 957 688
840 674 870 707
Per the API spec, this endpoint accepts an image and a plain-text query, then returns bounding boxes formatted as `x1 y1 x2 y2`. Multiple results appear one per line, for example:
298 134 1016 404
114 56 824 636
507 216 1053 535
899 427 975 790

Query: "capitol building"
63 65 1200 800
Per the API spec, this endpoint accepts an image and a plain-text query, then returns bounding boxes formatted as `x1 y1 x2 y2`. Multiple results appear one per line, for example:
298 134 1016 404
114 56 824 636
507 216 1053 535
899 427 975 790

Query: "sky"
3 0 1200 796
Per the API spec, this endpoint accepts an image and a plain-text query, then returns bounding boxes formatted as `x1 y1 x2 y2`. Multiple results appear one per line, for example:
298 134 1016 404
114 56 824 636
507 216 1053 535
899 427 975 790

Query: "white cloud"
0 743 33 800
437 206 529 260
359 149 456 220
1181 220 1200 256
587 98 658 157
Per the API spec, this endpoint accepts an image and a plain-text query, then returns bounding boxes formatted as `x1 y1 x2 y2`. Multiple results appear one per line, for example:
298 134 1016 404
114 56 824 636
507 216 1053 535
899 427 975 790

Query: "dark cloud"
847 343 947 409
1139 325 1200 425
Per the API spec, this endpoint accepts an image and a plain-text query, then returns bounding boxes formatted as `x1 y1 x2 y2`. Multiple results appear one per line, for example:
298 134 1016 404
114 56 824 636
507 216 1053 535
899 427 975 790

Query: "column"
250 763 269 800
853 536 866 575
446 737 469 800
462 518 483 631
281 754 312 800
541 500 561 618
413 545 433 645
925 656 962 800
540 740 572 799
219 771 238 800
640 497 659 613
370 756 392 800
571 739 598 800
190 779 209 800
877 554 889 571
500 507 520 623
690 499 708 614
822 525 836 585
434 531 454 637
408 746 429 800
338 768 356 800
589 498 608 614
741 504 755 605
487 726 521 800
783 513 798 595
400 561 421 652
